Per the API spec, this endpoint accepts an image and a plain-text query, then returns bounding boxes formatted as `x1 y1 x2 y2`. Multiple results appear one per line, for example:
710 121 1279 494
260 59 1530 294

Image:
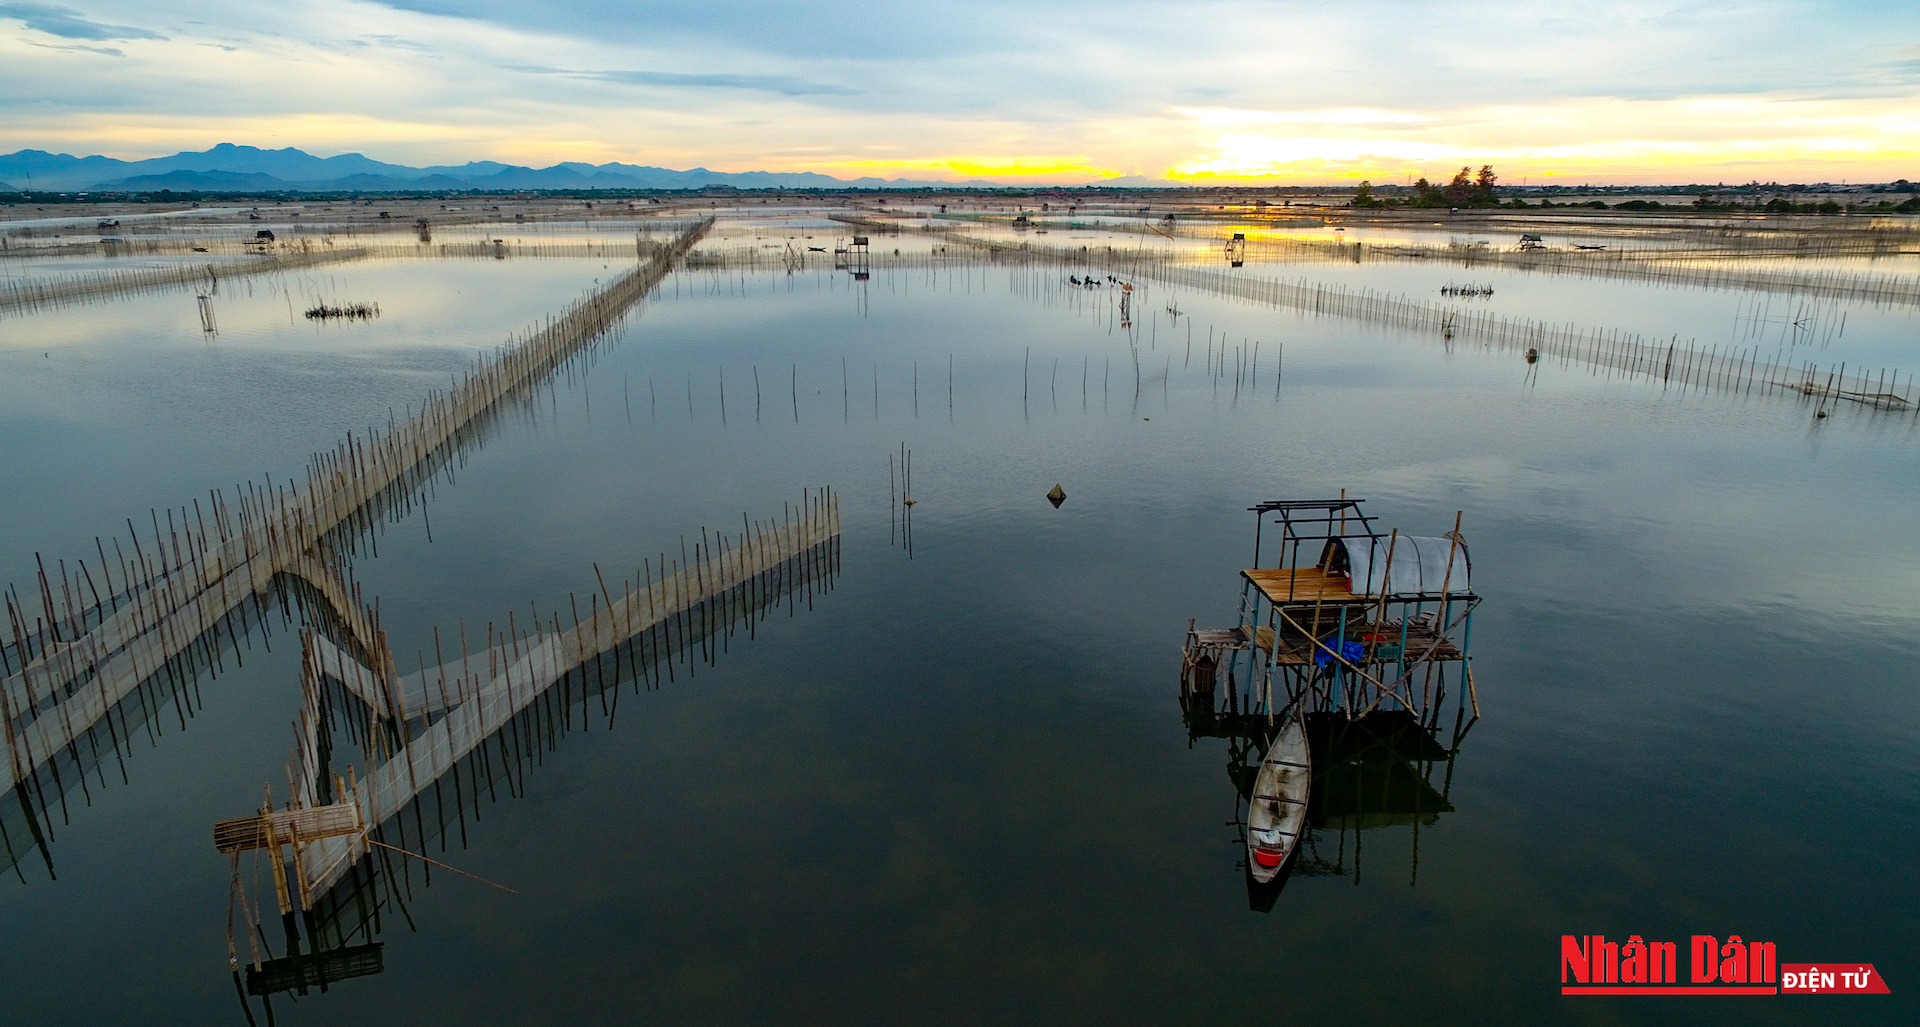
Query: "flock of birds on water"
1067 274 1132 289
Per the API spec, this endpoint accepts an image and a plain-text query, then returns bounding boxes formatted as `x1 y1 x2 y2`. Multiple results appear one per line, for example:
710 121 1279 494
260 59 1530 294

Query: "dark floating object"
1046 483 1066 508
305 301 381 320
1525 348 1539 364
1816 409 1829 418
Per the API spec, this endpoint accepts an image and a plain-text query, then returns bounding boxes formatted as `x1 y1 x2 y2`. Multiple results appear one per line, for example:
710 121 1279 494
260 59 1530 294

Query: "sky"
1 0 1917 185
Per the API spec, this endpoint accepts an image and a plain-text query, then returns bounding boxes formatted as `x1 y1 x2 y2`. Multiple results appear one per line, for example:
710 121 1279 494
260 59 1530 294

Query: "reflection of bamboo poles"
2 234 698 314
1 222 705 261
256 509 839 969
291 491 840 904
366 838 515 893
964 207 1920 258
930 220 1920 309
1233 233 1920 309
1117 261 1920 411
0 247 367 313
906 231 1920 409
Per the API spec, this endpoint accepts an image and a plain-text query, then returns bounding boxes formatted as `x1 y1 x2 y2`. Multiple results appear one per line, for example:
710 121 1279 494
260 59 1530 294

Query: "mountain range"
0 143 1043 192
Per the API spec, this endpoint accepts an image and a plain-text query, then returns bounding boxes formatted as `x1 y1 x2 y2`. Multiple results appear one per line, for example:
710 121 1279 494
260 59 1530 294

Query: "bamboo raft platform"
1241 566 1378 605
1192 616 1464 669
0 219 713 812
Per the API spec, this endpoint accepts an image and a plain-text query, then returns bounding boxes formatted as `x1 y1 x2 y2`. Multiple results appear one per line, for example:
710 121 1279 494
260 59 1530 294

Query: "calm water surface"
0 252 1914 1024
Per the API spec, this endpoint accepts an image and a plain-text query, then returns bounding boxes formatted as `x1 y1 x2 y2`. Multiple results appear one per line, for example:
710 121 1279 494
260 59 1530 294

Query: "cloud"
1180 108 1439 128
375 0 1027 62
0 2 164 40
5 0 1920 185
25 38 121 55
360 33 434 52
511 64 859 97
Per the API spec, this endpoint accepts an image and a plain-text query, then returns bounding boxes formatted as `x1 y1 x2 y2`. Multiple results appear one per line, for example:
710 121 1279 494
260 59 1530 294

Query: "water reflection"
4 218 1917 1023
1183 698 1470 912
225 517 840 1018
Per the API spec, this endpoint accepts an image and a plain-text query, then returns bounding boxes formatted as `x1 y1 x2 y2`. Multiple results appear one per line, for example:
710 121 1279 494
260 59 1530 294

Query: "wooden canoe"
1246 709 1311 884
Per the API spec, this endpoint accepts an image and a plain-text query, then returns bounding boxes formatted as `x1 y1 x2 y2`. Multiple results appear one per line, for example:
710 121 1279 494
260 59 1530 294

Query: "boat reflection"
1182 696 1471 912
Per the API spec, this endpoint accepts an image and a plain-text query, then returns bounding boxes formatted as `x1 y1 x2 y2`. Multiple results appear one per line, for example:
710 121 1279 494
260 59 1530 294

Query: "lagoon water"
1 241 1915 1024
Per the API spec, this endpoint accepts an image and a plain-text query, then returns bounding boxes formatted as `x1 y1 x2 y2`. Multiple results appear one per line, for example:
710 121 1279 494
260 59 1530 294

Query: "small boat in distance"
1246 708 1311 883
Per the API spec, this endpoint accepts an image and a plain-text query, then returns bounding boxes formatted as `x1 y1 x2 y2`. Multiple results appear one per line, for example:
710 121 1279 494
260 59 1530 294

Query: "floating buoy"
1046 483 1066 508
1816 409 1828 419
1525 348 1539 364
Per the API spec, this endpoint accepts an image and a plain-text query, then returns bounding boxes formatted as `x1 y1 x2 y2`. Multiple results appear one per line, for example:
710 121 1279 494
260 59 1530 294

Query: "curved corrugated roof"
1336 535 1471 597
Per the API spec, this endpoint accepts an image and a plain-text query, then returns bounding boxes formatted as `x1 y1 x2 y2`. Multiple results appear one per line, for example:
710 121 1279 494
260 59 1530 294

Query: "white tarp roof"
1337 535 1471 596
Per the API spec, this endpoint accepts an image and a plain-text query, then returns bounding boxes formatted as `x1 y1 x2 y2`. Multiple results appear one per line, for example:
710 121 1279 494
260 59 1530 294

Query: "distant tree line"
1352 166 1514 209
1349 166 1920 213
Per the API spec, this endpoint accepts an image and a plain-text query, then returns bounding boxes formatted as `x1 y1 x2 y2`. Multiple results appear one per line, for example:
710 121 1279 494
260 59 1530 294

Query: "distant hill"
0 143 1019 192
102 169 296 191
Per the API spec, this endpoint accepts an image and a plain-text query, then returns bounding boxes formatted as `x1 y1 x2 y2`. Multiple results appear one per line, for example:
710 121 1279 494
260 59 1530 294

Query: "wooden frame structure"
1180 496 1480 729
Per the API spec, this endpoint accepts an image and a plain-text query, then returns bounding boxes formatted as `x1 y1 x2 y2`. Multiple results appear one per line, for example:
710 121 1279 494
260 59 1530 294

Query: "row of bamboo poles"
0 235 700 314
923 231 1918 412
835 216 1920 310
272 490 841 917
1424 217 1920 256
0 228 706 263
0 218 713 796
1118 261 1917 410
1232 234 1920 310
0 246 370 314
1055 209 1920 257
0 213 707 250
259 505 840 967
